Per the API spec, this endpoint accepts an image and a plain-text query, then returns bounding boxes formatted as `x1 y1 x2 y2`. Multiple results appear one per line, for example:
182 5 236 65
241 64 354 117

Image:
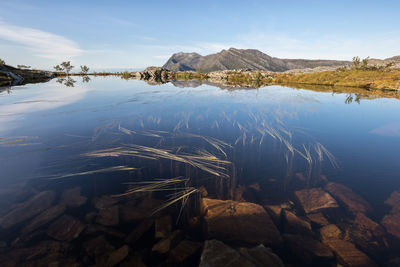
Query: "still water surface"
0 77 399 266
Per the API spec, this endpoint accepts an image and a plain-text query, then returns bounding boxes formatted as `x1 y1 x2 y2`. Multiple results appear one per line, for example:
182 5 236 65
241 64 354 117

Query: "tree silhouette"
80 65 89 74
60 61 74 75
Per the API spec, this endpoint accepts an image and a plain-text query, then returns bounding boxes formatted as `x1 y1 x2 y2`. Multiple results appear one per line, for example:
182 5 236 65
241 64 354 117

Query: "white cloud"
0 21 83 60
143 32 400 63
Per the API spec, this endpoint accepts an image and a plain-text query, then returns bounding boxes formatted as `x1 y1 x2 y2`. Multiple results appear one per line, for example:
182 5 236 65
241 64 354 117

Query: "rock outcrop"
0 64 54 86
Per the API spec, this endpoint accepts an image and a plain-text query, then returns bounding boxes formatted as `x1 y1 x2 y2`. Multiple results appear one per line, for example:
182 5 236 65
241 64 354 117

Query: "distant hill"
385 56 400 61
163 48 351 72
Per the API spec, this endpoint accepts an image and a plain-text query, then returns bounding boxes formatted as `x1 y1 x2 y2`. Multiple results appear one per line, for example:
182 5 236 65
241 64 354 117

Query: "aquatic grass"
116 177 189 196
0 136 39 145
83 144 231 178
48 166 137 179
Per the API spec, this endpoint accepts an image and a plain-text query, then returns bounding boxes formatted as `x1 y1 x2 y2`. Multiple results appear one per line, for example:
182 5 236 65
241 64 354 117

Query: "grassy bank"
172 71 208 80
273 69 400 90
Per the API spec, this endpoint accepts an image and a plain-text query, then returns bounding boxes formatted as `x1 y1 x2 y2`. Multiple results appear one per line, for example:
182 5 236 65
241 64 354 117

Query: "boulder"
320 224 342 242
83 235 115 261
324 239 378 267
202 198 282 246
60 187 87 207
307 213 330 226
381 191 400 239
21 204 66 234
96 205 119 226
0 191 55 229
353 213 384 237
239 245 285 267
283 210 313 236
155 215 172 239
199 239 255 267
264 205 282 227
295 188 339 214
120 255 146 267
107 245 130 267
324 182 371 214
381 211 400 240
47 215 85 241
84 224 125 239
0 240 72 266
152 230 183 254
93 195 119 210
169 240 203 263
119 198 164 223
199 239 285 267
284 234 334 263
85 212 97 223
384 191 400 211
125 219 154 244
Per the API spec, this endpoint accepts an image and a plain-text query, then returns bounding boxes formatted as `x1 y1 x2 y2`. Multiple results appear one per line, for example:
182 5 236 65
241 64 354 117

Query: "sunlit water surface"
0 77 399 265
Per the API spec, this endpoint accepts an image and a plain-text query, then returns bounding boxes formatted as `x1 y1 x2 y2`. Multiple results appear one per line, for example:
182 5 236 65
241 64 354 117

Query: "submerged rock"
47 215 85 241
295 188 339 214
83 235 115 261
319 224 343 242
120 255 146 267
60 187 87 207
283 210 313 236
381 212 400 240
381 191 400 239
325 182 371 214
152 230 183 254
0 191 55 229
93 195 119 210
107 245 130 267
284 234 334 263
199 239 252 267
324 239 378 267
96 205 119 226
155 215 172 239
84 224 125 239
21 204 66 234
199 239 284 267
119 198 164 223
264 205 282 227
169 240 203 263
307 213 330 226
0 240 72 266
202 198 282 246
384 191 400 210
125 219 154 244
239 245 285 267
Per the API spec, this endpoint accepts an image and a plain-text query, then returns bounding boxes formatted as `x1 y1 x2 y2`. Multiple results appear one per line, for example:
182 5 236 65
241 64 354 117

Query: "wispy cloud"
0 21 83 60
142 31 400 62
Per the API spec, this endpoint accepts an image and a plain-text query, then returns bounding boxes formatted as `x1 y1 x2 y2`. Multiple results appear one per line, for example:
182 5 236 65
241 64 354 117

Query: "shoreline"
2 64 400 94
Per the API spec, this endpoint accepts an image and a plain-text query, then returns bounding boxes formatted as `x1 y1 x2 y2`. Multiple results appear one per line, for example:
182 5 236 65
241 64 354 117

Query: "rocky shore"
0 176 399 266
135 66 400 91
0 65 55 87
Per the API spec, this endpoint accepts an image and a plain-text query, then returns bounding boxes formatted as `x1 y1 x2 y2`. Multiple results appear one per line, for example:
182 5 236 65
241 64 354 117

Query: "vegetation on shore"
171 70 208 80
273 69 400 90
222 57 400 90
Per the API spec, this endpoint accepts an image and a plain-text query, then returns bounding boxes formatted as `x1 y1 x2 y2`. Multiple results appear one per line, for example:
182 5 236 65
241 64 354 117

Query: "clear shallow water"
0 77 400 265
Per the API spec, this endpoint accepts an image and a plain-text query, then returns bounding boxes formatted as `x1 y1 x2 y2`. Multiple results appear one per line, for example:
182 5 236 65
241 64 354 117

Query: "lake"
0 76 399 266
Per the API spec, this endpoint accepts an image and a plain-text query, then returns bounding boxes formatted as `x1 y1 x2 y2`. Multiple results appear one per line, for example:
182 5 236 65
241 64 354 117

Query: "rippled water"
0 77 399 266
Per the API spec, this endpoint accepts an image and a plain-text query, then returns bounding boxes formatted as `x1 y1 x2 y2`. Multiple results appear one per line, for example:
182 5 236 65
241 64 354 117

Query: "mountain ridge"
162 48 351 72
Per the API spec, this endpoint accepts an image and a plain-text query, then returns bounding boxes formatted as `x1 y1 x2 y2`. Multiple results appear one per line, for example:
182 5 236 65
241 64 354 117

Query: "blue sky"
0 0 399 69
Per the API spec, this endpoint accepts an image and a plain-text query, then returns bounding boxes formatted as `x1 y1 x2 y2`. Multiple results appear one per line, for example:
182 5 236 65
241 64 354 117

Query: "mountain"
162 48 350 72
385 56 400 61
